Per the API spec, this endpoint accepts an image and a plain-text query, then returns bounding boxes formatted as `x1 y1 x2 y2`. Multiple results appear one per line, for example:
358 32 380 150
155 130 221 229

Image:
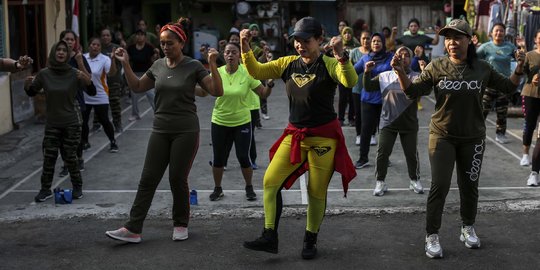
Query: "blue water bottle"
190 189 198 205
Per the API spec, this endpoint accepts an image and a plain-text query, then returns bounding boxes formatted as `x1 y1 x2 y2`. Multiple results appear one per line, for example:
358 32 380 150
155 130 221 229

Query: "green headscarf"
341 26 359 48
47 40 72 73
249 24 259 31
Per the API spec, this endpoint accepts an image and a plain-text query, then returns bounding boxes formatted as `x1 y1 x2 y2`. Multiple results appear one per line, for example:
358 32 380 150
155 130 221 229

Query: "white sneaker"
262 114 270 120
173 226 189 241
370 135 377 146
409 180 424 194
460 225 481 249
495 134 509 144
105 227 142 243
373 181 387 196
355 135 360 145
425 234 443 258
527 171 539 186
520 154 530 166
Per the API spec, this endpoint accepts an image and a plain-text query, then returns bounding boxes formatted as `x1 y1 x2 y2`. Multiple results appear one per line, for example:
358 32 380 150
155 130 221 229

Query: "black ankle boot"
301 231 318 259
243 228 278 254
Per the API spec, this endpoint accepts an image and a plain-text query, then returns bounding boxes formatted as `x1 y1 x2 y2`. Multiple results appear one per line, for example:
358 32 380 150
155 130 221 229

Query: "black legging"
82 104 115 144
522 96 540 146
352 93 362 135
338 84 354 123
211 122 253 168
358 102 382 163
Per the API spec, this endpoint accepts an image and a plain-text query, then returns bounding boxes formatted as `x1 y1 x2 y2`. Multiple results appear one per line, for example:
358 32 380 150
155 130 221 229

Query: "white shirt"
83 53 111 104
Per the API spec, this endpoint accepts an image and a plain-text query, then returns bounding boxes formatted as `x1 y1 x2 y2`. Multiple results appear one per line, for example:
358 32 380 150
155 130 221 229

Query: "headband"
160 24 187 42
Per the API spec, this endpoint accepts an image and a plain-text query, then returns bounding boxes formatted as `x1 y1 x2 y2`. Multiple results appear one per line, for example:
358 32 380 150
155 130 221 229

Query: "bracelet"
14 61 20 70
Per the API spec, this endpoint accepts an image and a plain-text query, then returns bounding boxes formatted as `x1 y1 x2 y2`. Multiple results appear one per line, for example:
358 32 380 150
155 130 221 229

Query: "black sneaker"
355 160 370 169
83 142 91 151
301 231 318 259
59 166 69 177
209 187 224 201
72 186 83 199
244 228 278 254
109 141 119 153
245 185 256 201
251 163 259 170
79 159 85 171
34 190 53 202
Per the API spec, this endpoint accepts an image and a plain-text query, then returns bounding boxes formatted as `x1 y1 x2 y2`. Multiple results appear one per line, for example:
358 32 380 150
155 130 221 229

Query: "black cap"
439 19 472 37
290 17 322 40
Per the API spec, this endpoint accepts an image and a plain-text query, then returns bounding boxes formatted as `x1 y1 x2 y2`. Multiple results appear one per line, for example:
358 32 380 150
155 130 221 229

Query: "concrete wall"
45 0 67 53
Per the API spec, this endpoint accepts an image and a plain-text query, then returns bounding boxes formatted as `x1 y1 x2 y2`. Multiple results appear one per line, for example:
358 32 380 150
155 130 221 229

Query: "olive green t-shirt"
404 57 517 139
521 50 540 98
212 64 261 127
28 67 85 127
146 57 209 133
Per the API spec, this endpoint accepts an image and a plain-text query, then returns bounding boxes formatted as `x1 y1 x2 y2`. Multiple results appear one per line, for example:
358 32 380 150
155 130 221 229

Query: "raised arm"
390 53 412 90
362 61 380 92
198 48 224 97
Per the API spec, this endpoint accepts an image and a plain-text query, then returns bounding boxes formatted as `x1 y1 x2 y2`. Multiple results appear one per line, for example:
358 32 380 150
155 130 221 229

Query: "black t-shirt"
127 43 155 72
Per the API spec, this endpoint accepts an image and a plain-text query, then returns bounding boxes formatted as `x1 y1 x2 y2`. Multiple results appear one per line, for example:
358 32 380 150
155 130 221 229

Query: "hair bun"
176 17 190 29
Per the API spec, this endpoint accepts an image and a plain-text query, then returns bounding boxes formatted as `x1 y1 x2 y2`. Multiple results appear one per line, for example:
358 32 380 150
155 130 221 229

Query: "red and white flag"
72 0 80 50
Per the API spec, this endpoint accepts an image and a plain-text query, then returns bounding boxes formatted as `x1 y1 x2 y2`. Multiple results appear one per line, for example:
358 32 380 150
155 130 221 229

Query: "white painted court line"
0 99 152 202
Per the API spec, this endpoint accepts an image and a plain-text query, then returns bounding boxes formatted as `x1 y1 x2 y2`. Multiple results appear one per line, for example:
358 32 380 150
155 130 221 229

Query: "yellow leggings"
263 135 337 232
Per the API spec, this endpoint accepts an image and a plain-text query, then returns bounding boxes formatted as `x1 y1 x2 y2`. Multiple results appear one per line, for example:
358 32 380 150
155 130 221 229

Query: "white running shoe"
460 225 481 249
425 234 443 259
495 134 509 144
370 135 377 146
409 180 424 194
262 114 270 120
355 135 360 145
105 227 142 243
527 171 539 186
373 181 387 196
173 226 189 241
520 154 530 166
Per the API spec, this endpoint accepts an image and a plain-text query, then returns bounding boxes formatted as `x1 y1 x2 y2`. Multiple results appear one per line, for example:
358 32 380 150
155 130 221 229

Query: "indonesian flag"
72 0 79 36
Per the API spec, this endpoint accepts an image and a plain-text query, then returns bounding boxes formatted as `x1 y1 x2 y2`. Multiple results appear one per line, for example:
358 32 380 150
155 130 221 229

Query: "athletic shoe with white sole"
425 234 443 259
373 181 387 196
460 225 481 249
495 133 509 144
172 226 189 241
520 154 530 166
409 180 424 194
527 171 539 186
370 135 377 146
105 227 141 243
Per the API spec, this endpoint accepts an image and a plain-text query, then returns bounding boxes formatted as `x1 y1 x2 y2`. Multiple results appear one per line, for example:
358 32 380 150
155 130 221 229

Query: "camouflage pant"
92 83 122 128
109 83 122 127
482 88 508 135
40 125 82 191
